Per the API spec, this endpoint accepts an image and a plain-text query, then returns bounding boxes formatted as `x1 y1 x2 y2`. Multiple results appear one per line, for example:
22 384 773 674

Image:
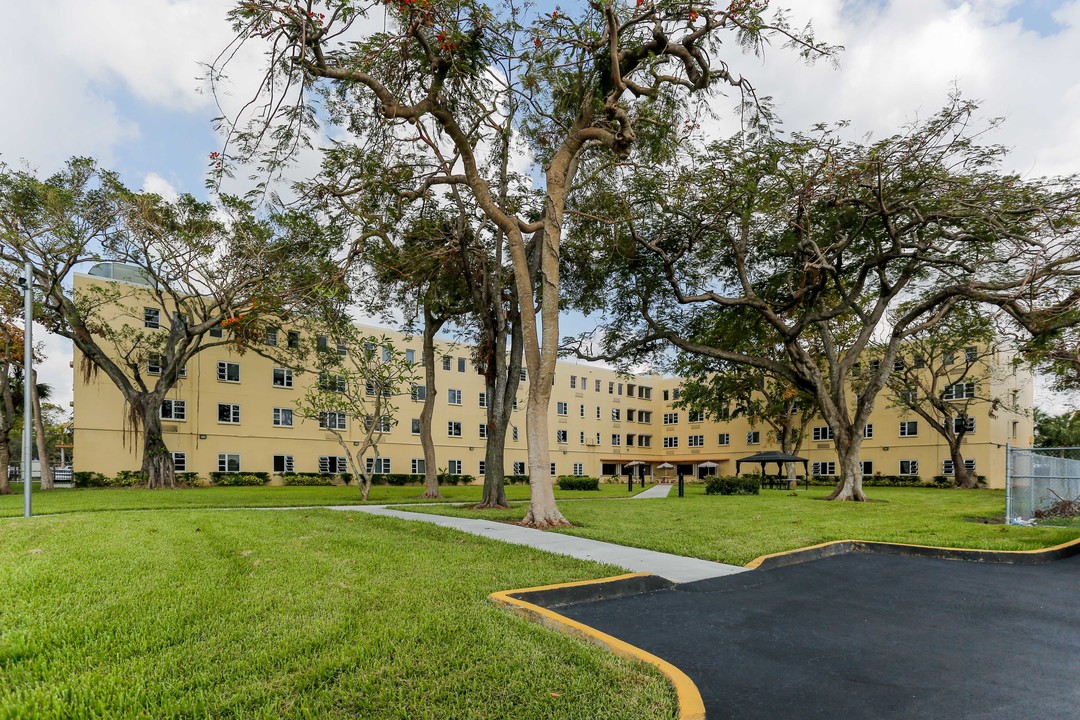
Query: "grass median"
0 508 676 719
0 481 645 518
402 486 1080 566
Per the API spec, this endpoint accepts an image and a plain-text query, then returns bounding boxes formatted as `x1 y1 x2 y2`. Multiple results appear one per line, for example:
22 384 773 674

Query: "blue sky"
1 0 1078 410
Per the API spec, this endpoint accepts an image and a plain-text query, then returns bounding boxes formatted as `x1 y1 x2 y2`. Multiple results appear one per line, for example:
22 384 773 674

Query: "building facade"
72 272 1034 487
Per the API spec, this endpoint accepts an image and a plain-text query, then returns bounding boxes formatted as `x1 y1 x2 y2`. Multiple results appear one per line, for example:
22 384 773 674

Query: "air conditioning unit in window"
585 439 597 446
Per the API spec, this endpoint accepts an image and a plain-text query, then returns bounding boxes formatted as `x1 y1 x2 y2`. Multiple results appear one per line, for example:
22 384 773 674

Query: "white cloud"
141 172 180 200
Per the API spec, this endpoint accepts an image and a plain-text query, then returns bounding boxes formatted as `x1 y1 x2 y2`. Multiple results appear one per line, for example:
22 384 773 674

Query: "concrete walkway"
632 483 674 499
330 504 746 584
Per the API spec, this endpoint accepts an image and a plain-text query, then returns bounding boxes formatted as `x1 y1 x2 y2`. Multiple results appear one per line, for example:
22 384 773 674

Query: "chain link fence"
1006 446 1080 526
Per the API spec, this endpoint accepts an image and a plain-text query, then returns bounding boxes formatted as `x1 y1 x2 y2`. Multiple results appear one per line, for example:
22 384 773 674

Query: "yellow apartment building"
72 269 1034 487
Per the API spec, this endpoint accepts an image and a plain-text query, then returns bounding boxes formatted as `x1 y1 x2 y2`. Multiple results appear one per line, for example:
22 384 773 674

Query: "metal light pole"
21 262 32 518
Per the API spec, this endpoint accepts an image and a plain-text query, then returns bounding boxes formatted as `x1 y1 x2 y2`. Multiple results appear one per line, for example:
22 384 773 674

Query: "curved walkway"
331 504 746 583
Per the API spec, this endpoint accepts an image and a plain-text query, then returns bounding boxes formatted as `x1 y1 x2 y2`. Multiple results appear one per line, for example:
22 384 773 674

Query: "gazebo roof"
736 451 808 464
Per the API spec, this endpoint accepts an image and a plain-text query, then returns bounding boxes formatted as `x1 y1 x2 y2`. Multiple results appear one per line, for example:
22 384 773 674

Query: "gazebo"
735 451 810 490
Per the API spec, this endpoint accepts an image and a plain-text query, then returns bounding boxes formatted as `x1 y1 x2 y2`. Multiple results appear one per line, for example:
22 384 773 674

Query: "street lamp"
17 262 32 518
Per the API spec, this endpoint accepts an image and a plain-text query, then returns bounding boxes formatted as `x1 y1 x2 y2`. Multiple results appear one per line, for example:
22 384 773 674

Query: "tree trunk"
520 384 567 527
419 312 442 499
480 412 509 508
477 314 520 510
0 434 9 496
31 370 52 490
826 430 868 501
139 403 176 489
953 443 978 489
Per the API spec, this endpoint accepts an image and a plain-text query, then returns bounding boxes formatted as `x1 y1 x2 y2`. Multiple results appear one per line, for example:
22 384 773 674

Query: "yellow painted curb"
491 573 706 720
745 535 1080 569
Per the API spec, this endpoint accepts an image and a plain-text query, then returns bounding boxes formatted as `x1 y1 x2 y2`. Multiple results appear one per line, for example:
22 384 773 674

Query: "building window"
146 353 162 375
217 453 240 473
578 404 584 418
216 362 240 383
747 431 760 445
899 421 918 437
812 426 833 441
863 424 874 439
899 459 919 475
663 437 678 448
868 360 881 373
457 357 466 373
512 426 519 441
448 389 462 405
609 381 614 395
448 460 462 475
272 407 293 427
478 392 487 408
942 351 956 366
404 349 415 364
953 416 976 434
512 397 519 411
688 411 704 423
364 415 391 432
965 346 978 363
411 385 426 402
898 388 918 404
573 463 584 476
172 452 186 472
861 460 873 476
639 411 652 423
688 435 704 447
217 404 240 424
160 400 186 421
265 328 278 346
321 374 347 393
550 462 557 476
638 435 652 447
478 460 486 476
717 433 730 446
287 331 300 349
478 423 488 440
448 421 462 437
144 307 160 329
663 389 670 401
570 376 577 389
520 368 527 382
319 456 347 473
611 434 621 446
411 458 425 475
273 455 294 473
318 412 347 430
596 406 601 419
594 379 600 392
272 368 293 388
617 383 623 396
409 418 420 435
812 461 836 476
942 382 976 401
952 458 975 474
209 326 223 338
556 429 567 444
441 356 452 371
513 461 525 475
365 457 391 474
663 412 679 424
611 408 621 421
557 401 568 416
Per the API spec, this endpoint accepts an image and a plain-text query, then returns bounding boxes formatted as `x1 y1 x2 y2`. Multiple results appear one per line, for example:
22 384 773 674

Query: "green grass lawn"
0 481 646 518
403 486 1080 565
0 508 676 719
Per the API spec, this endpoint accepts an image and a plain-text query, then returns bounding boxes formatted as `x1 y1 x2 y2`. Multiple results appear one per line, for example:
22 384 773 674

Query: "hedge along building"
72 271 1034 487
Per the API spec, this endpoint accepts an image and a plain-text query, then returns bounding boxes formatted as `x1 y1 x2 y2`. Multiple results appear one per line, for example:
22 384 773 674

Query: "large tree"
213 0 831 526
566 99 1080 501
0 158 343 487
882 304 1006 489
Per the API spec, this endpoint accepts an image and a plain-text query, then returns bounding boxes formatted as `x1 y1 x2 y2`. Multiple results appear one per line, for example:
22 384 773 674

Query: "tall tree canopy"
212 0 833 525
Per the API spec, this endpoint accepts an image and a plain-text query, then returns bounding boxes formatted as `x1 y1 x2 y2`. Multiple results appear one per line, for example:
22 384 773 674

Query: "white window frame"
448 389 462 405
899 421 918 437
217 453 241 473
318 411 347 430
746 431 760 445
144 307 160 329
216 361 240 383
688 435 704 447
556 429 567 444
899 459 919 475
160 399 186 421
272 407 293 427
217 403 240 424
411 458 426 475
273 455 294 473
172 452 187 472
718 433 730 446
448 460 462 475
272 368 293 388
448 421 462 437
557 401 568 416
812 426 833 441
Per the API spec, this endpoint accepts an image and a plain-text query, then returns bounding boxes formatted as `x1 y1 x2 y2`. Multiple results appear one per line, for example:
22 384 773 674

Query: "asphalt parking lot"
554 553 1080 719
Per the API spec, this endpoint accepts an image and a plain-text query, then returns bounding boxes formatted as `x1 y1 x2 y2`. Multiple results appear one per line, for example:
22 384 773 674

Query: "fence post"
627 473 633 492
678 473 684 497
1004 443 1012 523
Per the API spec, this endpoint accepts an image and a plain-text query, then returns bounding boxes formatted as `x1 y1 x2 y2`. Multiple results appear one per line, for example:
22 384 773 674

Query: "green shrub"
177 472 202 487
705 475 760 496
376 473 425 486
504 474 530 485
557 476 600 491
111 470 147 487
72 471 108 488
438 473 476 486
210 472 267 486
280 472 335 486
